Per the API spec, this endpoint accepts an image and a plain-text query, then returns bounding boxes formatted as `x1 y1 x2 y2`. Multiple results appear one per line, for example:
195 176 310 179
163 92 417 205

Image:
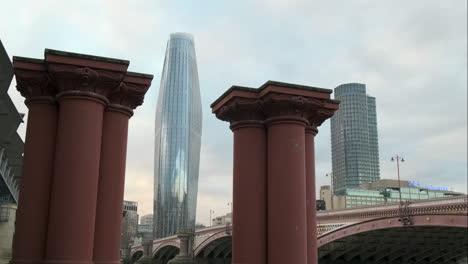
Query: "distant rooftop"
170 32 194 41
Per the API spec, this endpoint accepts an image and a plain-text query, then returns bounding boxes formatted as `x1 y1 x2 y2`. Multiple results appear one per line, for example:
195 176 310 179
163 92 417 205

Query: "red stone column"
211 81 339 264
231 120 266 264
266 116 308 264
305 126 318 264
93 106 129 264
11 58 57 264
44 50 129 264
93 74 151 264
44 91 106 264
214 99 267 264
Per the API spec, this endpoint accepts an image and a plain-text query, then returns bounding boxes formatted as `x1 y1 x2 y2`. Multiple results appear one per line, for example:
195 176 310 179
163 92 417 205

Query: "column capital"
13 57 56 104
211 80 340 129
307 108 338 128
107 72 153 115
45 49 129 104
305 126 319 136
215 97 265 123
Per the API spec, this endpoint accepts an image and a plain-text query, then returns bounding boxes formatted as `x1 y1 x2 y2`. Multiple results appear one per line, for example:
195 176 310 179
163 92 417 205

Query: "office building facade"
153 33 202 239
121 201 138 258
320 179 463 210
140 214 153 226
331 83 380 193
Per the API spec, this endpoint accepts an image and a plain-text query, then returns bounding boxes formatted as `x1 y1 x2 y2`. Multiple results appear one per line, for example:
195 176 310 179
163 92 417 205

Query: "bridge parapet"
317 195 467 224
137 196 467 262
193 224 232 250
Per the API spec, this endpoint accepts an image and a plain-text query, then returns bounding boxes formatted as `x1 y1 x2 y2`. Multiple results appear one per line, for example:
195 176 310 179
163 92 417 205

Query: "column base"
9 260 41 264
42 260 93 264
167 256 194 264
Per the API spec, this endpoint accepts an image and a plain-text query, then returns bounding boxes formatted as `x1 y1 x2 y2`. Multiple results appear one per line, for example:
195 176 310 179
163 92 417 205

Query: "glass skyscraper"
153 33 202 239
330 83 380 194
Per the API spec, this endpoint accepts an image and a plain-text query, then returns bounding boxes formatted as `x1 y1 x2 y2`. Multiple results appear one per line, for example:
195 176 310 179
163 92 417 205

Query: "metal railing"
0 147 19 204
317 195 468 222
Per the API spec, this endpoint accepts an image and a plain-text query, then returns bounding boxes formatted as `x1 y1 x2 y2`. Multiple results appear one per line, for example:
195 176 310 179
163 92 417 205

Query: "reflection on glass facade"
153 33 202 239
331 83 380 193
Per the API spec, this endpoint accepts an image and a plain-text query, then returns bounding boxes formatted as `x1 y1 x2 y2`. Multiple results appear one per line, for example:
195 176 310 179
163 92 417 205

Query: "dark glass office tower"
153 33 202 238
331 83 380 194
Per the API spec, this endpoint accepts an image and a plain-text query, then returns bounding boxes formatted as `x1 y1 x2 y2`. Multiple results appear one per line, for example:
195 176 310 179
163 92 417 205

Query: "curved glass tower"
153 33 202 238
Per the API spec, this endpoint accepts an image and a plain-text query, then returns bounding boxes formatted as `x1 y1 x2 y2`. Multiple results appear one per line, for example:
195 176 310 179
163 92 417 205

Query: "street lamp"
390 156 405 205
209 209 215 227
391 155 411 225
227 202 233 216
325 172 334 195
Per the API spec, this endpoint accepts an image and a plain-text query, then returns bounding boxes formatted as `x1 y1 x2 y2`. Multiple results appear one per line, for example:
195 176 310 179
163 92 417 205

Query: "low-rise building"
212 212 232 227
121 200 138 258
320 179 463 210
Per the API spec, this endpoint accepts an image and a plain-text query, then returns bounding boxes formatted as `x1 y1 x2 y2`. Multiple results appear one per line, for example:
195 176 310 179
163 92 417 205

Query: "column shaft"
45 95 105 264
305 127 318 264
231 121 266 264
11 99 57 264
93 107 131 264
267 117 307 264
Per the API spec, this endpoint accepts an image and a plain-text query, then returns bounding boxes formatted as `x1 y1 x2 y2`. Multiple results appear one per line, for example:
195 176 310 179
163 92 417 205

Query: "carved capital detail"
307 108 337 127
15 69 56 99
108 81 147 110
47 64 125 98
262 93 326 119
215 98 264 123
212 81 339 130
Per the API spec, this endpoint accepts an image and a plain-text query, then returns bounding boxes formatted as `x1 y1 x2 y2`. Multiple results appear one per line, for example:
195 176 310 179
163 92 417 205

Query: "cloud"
2 0 466 227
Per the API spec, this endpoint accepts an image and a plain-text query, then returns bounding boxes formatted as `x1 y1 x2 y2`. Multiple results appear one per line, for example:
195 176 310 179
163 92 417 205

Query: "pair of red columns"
211 81 339 264
11 49 152 264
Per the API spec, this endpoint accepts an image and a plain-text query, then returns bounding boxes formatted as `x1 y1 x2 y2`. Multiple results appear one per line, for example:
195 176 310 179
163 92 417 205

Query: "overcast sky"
1 0 466 226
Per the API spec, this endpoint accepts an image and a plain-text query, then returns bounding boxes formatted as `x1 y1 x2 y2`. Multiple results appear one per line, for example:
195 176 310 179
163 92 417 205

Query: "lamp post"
209 209 215 227
390 156 405 205
227 202 233 216
325 172 334 195
391 155 411 225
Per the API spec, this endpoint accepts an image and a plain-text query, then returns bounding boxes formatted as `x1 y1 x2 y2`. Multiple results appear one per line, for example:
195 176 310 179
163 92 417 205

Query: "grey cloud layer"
2 0 466 224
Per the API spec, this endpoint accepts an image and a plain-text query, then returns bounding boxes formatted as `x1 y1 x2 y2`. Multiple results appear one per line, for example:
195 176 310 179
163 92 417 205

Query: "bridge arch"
318 214 467 246
152 241 180 263
194 230 232 259
318 214 468 263
130 249 144 263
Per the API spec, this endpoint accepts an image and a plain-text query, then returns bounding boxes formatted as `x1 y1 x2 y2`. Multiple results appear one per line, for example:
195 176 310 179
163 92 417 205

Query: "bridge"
0 40 23 206
130 195 468 263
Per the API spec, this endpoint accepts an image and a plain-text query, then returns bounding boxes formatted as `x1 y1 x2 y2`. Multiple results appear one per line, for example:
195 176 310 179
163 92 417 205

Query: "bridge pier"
211 81 338 264
168 233 194 264
11 49 152 264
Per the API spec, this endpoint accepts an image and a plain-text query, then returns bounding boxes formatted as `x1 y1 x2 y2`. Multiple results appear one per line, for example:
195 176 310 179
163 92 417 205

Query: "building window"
0 207 9 222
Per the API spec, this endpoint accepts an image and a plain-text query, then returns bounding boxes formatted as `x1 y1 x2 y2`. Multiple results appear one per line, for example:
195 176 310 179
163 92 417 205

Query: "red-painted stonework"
10 49 152 264
11 58 58 264
94 73 152 264
211 81 339 264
